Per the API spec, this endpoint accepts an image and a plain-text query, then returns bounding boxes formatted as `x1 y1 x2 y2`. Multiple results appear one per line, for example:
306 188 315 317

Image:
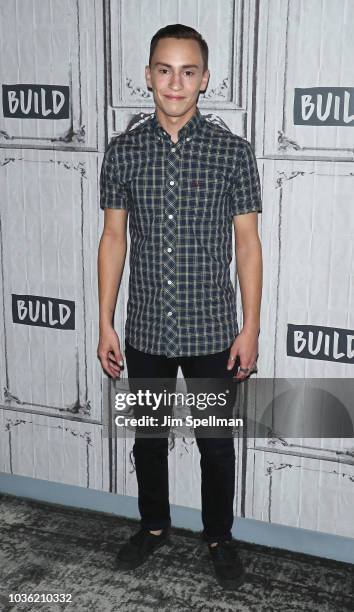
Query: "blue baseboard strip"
0 472 353 565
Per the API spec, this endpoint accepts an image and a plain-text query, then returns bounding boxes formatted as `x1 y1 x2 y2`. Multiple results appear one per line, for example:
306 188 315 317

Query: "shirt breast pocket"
190 169 230 220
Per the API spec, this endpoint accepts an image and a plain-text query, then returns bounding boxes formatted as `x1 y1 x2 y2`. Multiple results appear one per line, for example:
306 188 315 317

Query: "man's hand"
97 326 124 379
227 329 259 380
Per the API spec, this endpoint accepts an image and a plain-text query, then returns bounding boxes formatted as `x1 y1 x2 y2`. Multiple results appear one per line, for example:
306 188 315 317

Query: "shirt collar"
150 107 203 143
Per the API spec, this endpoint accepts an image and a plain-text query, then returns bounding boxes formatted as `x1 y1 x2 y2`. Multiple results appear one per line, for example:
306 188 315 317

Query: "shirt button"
169 180 175 186
167 280 172 284
167 247 172 252
168 214 173 219
186 137 191 142
167 311 173 316
171 147 176 152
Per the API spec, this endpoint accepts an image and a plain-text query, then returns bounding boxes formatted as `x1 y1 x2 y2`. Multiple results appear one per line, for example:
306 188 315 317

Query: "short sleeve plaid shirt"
100 107 262 358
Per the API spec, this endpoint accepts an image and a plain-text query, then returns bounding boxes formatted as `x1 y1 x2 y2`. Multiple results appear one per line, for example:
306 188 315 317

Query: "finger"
108 352 118 366
108 355 121 373
233 363 251 380
232 368 249 378
227 353 237 370
103 362 120 379
105 342 124 378
99 353 121 379
233 372 249 381
234 361 259 379
105 359 121 379
233 371 248 379
108 351 121 368
111 346 124 369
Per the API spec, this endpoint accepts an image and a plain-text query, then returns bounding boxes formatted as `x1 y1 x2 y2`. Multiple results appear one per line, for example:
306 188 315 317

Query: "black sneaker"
115 527 170 570
208 541 245 590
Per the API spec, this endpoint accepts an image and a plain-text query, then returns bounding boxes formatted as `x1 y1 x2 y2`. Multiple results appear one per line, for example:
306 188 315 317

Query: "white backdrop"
1 0 354 539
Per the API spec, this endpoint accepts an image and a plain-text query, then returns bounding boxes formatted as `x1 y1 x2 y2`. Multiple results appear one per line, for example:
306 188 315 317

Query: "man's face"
145 37 209 119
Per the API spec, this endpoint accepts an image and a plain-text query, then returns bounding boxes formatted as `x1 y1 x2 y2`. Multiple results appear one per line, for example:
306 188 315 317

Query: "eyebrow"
154 62 200 69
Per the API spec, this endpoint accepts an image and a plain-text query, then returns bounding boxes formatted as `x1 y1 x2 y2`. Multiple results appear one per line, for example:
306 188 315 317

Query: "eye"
158 68 169 74
185 71 195 77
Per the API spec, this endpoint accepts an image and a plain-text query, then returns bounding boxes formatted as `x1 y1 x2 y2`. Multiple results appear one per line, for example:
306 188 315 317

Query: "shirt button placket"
162 144 180 357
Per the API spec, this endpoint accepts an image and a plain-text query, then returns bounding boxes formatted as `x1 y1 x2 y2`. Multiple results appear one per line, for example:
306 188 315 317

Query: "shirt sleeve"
230 139 262 217
99 138 129 210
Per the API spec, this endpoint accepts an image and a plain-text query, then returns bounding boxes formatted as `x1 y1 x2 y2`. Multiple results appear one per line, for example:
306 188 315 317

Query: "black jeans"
124 340 239 543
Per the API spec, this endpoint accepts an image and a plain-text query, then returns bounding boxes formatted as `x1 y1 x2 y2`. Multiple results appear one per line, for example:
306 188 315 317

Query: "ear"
145 65 152 88
200 69 210 93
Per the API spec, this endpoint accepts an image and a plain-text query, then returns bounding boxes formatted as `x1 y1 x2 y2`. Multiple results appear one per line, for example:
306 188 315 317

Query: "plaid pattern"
100 108 262 357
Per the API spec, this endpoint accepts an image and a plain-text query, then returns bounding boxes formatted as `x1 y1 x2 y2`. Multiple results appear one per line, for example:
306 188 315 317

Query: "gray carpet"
0 493 353 612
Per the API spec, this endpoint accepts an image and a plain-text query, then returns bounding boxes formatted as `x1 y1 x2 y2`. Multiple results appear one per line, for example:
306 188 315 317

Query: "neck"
155 105 197 143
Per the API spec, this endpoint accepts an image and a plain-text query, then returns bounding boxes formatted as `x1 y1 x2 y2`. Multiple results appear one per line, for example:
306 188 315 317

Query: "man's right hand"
97 326 124 379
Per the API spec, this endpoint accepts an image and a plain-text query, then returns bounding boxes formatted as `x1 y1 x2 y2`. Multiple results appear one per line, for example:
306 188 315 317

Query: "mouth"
164 95 185 100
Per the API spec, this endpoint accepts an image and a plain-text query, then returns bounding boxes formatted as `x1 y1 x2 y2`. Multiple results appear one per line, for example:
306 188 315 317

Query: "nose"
169 71 183 91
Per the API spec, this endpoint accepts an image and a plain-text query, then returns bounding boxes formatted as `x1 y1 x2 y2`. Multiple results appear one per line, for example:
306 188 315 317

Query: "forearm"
98 232 127 331
235 237 263 334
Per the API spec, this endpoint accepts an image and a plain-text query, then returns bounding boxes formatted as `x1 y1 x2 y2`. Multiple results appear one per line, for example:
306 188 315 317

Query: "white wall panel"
0 0 104 150
0 149 103 422
0 408 109 490
257 158 354 379
110 0 242 108
244 155 354 509
245 449 354 538
107 0 258 137
255 0 354 159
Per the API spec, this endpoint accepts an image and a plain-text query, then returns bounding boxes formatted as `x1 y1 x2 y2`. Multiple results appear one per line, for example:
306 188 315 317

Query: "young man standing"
98 24 262 590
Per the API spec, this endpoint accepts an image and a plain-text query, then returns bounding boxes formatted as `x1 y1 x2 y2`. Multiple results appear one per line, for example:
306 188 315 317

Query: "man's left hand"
227 329 259 380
